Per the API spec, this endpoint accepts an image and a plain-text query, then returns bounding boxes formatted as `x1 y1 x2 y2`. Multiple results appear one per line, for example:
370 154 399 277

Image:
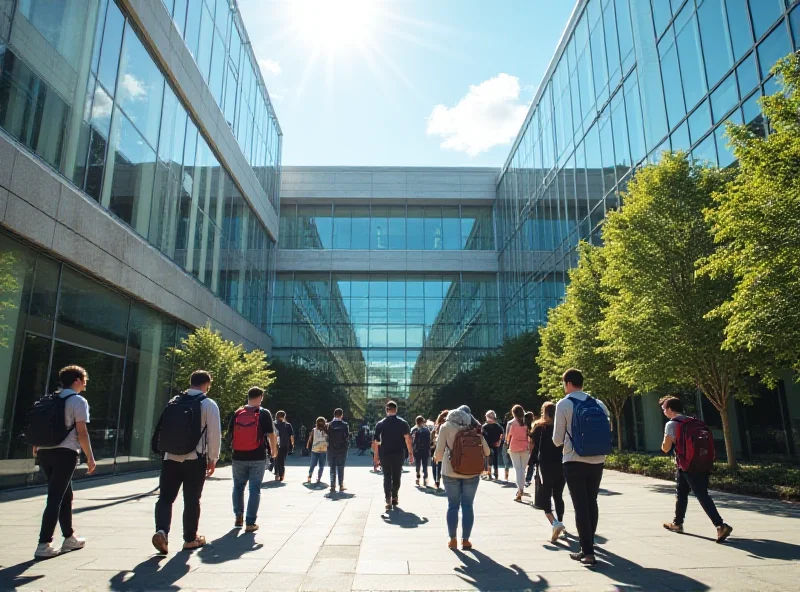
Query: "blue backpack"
566 395 612 457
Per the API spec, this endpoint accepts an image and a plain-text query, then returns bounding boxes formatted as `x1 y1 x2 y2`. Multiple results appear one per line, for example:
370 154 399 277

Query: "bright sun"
290 0 380 51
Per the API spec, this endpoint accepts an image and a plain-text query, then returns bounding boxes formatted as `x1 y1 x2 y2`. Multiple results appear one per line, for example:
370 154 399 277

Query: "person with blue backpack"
553 368 612 567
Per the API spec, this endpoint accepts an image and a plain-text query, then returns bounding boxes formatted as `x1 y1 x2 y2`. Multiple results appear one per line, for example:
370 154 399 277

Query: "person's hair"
503 411 513 422
435 410 448 426
415 415 425 426
334 408 344 418
315 417 326 430
247 387 264 400
534 401 556 429
524 411 535 430
276 410 286 420
59 365 87 388
190 370 212 388
659 396 683 414
386 401 398 411
511 404 524 423
562 368 584 388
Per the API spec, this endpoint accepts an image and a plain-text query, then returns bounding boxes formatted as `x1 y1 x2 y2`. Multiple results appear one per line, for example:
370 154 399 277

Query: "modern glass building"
0 0 281 486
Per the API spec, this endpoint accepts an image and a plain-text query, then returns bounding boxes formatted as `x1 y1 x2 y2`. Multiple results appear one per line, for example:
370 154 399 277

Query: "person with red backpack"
226 387 277 532
660 396 733 543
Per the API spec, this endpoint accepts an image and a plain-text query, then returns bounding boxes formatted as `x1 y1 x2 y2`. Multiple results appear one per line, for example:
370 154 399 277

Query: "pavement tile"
307 558 357 574
355 560 409 574
299 574 354 591
247 573 305 591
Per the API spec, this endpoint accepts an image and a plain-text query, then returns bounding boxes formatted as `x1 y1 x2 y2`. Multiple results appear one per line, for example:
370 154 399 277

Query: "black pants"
328 450 347 488
536 463 566 521
526 453 536 483
275 446 289 479
38 448 78 544
414 452 429 479
381 452 405 501
674 469 723 527
564 462 604 555
155 457 207 543
488 446 502 476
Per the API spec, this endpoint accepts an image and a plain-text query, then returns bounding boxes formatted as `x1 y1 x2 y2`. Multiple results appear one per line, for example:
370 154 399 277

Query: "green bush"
606 452 800 502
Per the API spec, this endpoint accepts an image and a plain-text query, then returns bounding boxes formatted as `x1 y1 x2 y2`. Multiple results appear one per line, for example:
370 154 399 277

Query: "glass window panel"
332 205 351 249
184 0 201 58
661 44 686 129
91 0 109 74
725 0 754 60
698 0 735 87
209 32 226 107
711 71 738 123
604 2 621 83
749 0 783 41
742 90 766 137
158 85 187 168
676 15 707 112
616 0 634 66
715 122 736 167
387 206 406 250
424 206 442 250
792 5 800 50
692 132 717 164
757 23 792 80
351 206 370 250
197 4 214 81
314 205 333 250
117 23 164 148
652 0 673 37
97 0 125 94
442 207 460 250
624 76 646 164
590 23 609 101
688 99 712 143
172 0 188 36
736 53 759 98
215 0 229 30
370 206 389 250
671 120 690 152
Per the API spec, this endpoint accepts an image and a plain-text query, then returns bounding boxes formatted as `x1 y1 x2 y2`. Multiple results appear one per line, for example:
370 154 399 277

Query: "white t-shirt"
38 389 89 454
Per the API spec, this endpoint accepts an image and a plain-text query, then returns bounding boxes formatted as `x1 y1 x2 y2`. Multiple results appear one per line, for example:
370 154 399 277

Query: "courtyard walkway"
0 453 798 591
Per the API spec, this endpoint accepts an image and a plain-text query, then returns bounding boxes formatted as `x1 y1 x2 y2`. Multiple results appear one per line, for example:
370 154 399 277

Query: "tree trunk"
719 399 737 470
615 412 623 452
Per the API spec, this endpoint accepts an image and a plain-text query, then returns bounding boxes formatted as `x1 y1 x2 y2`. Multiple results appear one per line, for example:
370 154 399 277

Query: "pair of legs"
415 453 429 480
274 447 289 480
380 451 404 503
537 463 566 524
38 448 78 545
673 469 724 527
232 459 266 526
308 451 326 481
155 457 207 544
487 446 501 478
509 450 529 495
564 462 603 560
526 452 536 484
443 475 479 545
329 451 346 489
432 460 443 485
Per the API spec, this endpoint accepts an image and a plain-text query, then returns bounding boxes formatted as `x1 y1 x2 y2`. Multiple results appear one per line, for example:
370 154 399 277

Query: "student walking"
660 396 733 543
506 405 530 502
28 366 96 559
481 411 504 481
434 406 490 550
411 416 431 486
151 370 221 553
432 410 448 490
273 411 294 482
524 411 536 486
306 417 328 484
553 368 611 567
373 401 414 510
502 411 513 482
530 402 566 543
227 387 276 532
327 408 349 494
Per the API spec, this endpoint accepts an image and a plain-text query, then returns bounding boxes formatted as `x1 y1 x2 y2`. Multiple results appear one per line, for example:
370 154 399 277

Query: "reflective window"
749 0 783 40
688 99 712 144
676 15 707 112
725 0 754 60
661 44 686 129
172 0 187 36
736 53 759 98
117 23 164 148
671 120 690 153
692 132 717 165
652 0 673 37
757 22 792 80
97 0 125 95
698 0 734 87
792 5 800 49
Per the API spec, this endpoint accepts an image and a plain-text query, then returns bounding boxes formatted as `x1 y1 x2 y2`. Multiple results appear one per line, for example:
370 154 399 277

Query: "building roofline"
281 166 501 173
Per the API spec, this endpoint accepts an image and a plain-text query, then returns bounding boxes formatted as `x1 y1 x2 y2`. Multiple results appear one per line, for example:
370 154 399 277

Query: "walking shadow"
326 492 356 501
380 508 429 528
680 533 800 561
303 481 329 491
109 552 191 591
261 480 285 489
452 549 548 591
74 486 159 514
197 529 263 564
417 486 447 497
594 546 710 590
0 560 43 589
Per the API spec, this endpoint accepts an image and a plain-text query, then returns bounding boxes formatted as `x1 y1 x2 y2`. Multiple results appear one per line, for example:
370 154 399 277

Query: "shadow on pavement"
197 529 263 564
416 486 447 497
0 471 160 503
326 492 356 501
380 508 429 528
598 488 622 496
261 480 285 489
74 486 159 514
680 532 800 561
109 553 190 591
302 482 329 491
452 549 549 591
594 546 710 590
646 483 800 518
0 559 43 589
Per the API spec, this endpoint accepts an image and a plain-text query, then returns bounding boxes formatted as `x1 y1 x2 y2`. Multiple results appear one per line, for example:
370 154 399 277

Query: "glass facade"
279 203 495 251
0 0 279 332
497 0 797 338
0 230 190 487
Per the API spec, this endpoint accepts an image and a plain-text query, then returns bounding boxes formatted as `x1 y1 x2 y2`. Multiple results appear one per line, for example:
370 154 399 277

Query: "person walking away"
307 417 328 484
273 411 294 482
432 410 448 490
372 401 414 510
27 365 96 559
530 402 566 543
660 396 733 543
327 408 349 494
553 368 612 567
506 405 530 502
356 424 368 455
434 405 490 550
151 370 221 553
481 411 504 481
524 411 536 486
227 387 276 532
502 411 513 482
411 416 431 486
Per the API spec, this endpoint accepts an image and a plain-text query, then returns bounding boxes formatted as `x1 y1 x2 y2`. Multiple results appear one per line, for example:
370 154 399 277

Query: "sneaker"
182 536 206 551
447 538 458 550
61 535 85 553
716 523 733 544
461 540 473 551
550 521 566 544
235 514 244 528
151 530 168 554
34 542 61 560
245 524 259 533
663 522 684 534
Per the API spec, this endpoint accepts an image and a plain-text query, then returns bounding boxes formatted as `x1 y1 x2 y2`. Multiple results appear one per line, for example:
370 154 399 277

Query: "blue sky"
238 0 577 167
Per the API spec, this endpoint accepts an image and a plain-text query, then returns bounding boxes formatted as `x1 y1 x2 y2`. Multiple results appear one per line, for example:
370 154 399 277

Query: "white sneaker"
34 542 61 559
551 521 566 544
61 535 85 553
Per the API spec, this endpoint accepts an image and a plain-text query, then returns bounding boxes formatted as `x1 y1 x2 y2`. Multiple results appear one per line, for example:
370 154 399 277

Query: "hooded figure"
447 406 474 428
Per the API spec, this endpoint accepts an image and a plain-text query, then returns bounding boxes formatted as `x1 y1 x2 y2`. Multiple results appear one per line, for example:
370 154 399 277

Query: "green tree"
703 53 800 381
537 303 569 400
599 152 747 468
171 326 275 422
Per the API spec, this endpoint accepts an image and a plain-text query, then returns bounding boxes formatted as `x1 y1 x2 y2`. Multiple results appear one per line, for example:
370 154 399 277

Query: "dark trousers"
155 457 207 543
275 446 289 479
536 463 566 521
381 451 405 501
38 448 78 544
488 446 501 476
414 452 429 479
328 450 347 488
674 469 723 527
432 460 443 483
564 462 604 555
526 453 536 483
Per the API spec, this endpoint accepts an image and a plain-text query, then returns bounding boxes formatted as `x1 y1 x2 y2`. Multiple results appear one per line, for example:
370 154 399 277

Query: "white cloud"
426 73 529 156
120 73 147 102
258 58 282 77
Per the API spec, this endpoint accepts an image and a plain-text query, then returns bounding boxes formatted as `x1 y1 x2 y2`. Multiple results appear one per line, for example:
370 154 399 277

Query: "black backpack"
25 392 77 447
328 421 349 451
413 426 431 453
151 393 207 455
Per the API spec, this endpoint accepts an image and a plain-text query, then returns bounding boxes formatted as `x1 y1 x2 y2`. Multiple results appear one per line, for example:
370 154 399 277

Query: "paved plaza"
1 453 798 591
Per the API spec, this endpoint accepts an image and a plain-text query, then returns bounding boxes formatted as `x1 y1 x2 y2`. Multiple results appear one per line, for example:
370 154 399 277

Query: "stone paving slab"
1 452 799 591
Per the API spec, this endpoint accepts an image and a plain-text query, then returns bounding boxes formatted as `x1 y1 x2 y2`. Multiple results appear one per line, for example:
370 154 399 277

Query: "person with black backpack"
411 416 431 487
226 387 277 532
273 411 294 482
29 365 96 559
553 368 611 567
151 370 221 554
327 408 349 495
659 396 733 543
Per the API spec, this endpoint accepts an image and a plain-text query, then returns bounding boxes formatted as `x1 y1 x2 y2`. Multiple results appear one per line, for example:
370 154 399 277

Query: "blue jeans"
308 451 327 479
443 475 480 540
232 459 266 525
328 450 347 488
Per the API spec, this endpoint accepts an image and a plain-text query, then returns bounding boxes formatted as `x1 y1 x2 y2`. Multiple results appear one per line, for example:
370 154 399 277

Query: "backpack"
412 426 430 453
674 417 715 472
25 392 77 447
566 395 612 457
449 427 485 476
232 407 261 452
328 420 349 451
275 421 291 448
151 393 206 455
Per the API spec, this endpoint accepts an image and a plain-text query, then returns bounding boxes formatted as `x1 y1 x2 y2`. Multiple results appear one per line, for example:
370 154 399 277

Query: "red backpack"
232 407 261 452
674 417 715 472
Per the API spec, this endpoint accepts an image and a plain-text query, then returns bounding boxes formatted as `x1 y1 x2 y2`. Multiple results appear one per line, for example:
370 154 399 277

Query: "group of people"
28 365 734 567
